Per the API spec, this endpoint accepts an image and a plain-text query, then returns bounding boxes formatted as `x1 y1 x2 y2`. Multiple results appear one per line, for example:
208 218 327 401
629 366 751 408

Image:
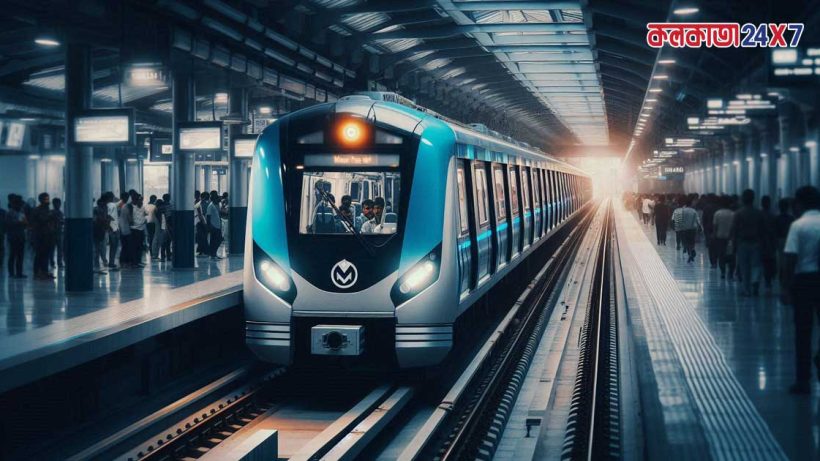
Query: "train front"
243 96 459 368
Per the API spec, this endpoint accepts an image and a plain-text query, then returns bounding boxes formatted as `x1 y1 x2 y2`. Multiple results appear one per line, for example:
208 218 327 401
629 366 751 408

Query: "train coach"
243 92 591 368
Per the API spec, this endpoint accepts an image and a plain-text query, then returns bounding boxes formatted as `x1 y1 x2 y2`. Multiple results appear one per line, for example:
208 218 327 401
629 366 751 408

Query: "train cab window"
492 165 506 220
474 166 490 226
457 166 469 235
299 170 400 235
508 168 520 216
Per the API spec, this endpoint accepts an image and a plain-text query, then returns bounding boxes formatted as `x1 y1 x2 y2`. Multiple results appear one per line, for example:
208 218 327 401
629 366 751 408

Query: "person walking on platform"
152 199 169 261
206 190 223 260
195 191 209 257
781 186 820 395
641 196 654 225
653 195 671 245
671 196 701 263
732 189 768 296
105 192 120 272
712 197 736 279
5 195 27 278
760 196 777 291
30 192 57 280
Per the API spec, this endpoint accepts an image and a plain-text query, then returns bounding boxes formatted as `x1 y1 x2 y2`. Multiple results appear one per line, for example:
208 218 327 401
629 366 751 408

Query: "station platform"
615 204 816 460
0 255 244 393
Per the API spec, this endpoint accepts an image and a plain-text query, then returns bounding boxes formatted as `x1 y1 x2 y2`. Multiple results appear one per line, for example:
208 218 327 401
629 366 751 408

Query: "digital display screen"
303 154 400 168
179 125 222 151
75 115 132 143
150 138 172 163
5 122 26 149
233 138 256 158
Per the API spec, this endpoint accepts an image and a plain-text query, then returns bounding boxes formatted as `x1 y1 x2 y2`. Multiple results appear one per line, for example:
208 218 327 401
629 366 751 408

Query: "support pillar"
736 134 749 194
101 158 115 194
779 101 804 196
125 158 141 193
64 43 94 291
228 87 250 254
172 71 196 269
202 165 212 193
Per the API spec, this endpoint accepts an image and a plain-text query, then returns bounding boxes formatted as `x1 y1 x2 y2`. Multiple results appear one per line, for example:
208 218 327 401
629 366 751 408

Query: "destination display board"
178 122 223 152
73 109 135 146
232 134 258 159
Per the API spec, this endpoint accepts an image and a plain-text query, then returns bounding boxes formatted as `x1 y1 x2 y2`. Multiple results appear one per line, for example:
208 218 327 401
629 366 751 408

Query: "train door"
508 166 521 258
491 164 508 269
532 168 543 240
521 167 533 249
562 173 569 220
541 169 549 233
472 162 492 284
456 161 473 296
557 172 565 223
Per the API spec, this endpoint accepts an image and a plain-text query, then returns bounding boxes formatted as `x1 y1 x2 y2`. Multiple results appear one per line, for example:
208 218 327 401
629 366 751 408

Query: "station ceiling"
0 0 818 158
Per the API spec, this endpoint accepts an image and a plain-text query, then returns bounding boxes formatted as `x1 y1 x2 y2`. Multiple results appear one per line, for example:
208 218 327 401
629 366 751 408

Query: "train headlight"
391 244 442 306
253 242 297 304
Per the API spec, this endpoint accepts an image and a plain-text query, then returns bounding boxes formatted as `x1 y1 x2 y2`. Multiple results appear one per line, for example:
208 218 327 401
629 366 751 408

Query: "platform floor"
619 204 818 460
0 252 243 335
0 252 244 393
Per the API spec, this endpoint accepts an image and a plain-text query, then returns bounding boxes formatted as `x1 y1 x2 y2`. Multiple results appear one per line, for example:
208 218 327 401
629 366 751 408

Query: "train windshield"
299 169 401 235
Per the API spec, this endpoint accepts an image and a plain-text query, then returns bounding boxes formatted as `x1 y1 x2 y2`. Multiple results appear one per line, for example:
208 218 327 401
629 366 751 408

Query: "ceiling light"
258 106 272 115
649 88 662 93
658 59 676 64
20 117 36 122
646 98 658 102
214 92 228 104
673 7 699 15
652 75 669 80
35 37 60 47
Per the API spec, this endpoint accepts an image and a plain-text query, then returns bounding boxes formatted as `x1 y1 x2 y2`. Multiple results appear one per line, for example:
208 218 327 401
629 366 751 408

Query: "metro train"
243 92 592 368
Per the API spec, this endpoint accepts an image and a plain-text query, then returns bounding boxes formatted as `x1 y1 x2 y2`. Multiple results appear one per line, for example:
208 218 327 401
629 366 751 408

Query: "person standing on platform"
781 186 820 395
92 197 110 274
105 192 120 272
30 192 57 280
712 197 736 279
6 195 27 278
732 189 768 296
195 191 209 257
118 193 133 268
671 196 701 263
152 198 168 261
129 195 147 268
775 198 795 285
206 190 223 260
641 196 654 225
653 195 671 245
51 197 65 269
162 193 173 260
701 194 719 268
145 195 157 259
759 196 778 291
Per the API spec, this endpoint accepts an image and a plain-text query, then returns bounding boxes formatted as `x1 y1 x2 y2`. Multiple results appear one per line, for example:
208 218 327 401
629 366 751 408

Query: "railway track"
70 205 604 461
397 203 601 461
561 202 620 460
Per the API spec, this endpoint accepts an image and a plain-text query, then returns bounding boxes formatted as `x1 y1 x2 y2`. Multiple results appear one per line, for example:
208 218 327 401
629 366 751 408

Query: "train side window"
474 166 490 226
457 165 469 236
532 169 541 209
521 168 531 212
508 167 520 216
492 165 506 220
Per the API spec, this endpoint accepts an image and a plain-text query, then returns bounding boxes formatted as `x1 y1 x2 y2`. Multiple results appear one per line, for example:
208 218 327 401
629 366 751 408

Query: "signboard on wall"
178 122 223 152
73 109 135 146
5 122 25 149
232 134 258 159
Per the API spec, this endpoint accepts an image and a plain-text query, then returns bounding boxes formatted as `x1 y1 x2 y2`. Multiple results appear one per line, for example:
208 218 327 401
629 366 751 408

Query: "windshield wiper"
314 184 376 257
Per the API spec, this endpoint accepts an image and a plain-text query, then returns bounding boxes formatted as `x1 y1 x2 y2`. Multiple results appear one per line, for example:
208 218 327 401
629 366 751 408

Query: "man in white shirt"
105 192 121 271
782 186 820 394
641 196 654 225
144 195 157 259
671 197 701 262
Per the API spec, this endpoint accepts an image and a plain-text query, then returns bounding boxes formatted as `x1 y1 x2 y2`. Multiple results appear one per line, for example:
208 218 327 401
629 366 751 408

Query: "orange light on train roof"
337 119 368 146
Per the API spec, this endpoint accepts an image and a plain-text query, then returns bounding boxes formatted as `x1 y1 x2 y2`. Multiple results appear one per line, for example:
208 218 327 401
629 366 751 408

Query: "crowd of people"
0 189 230 279
626 185 820 394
